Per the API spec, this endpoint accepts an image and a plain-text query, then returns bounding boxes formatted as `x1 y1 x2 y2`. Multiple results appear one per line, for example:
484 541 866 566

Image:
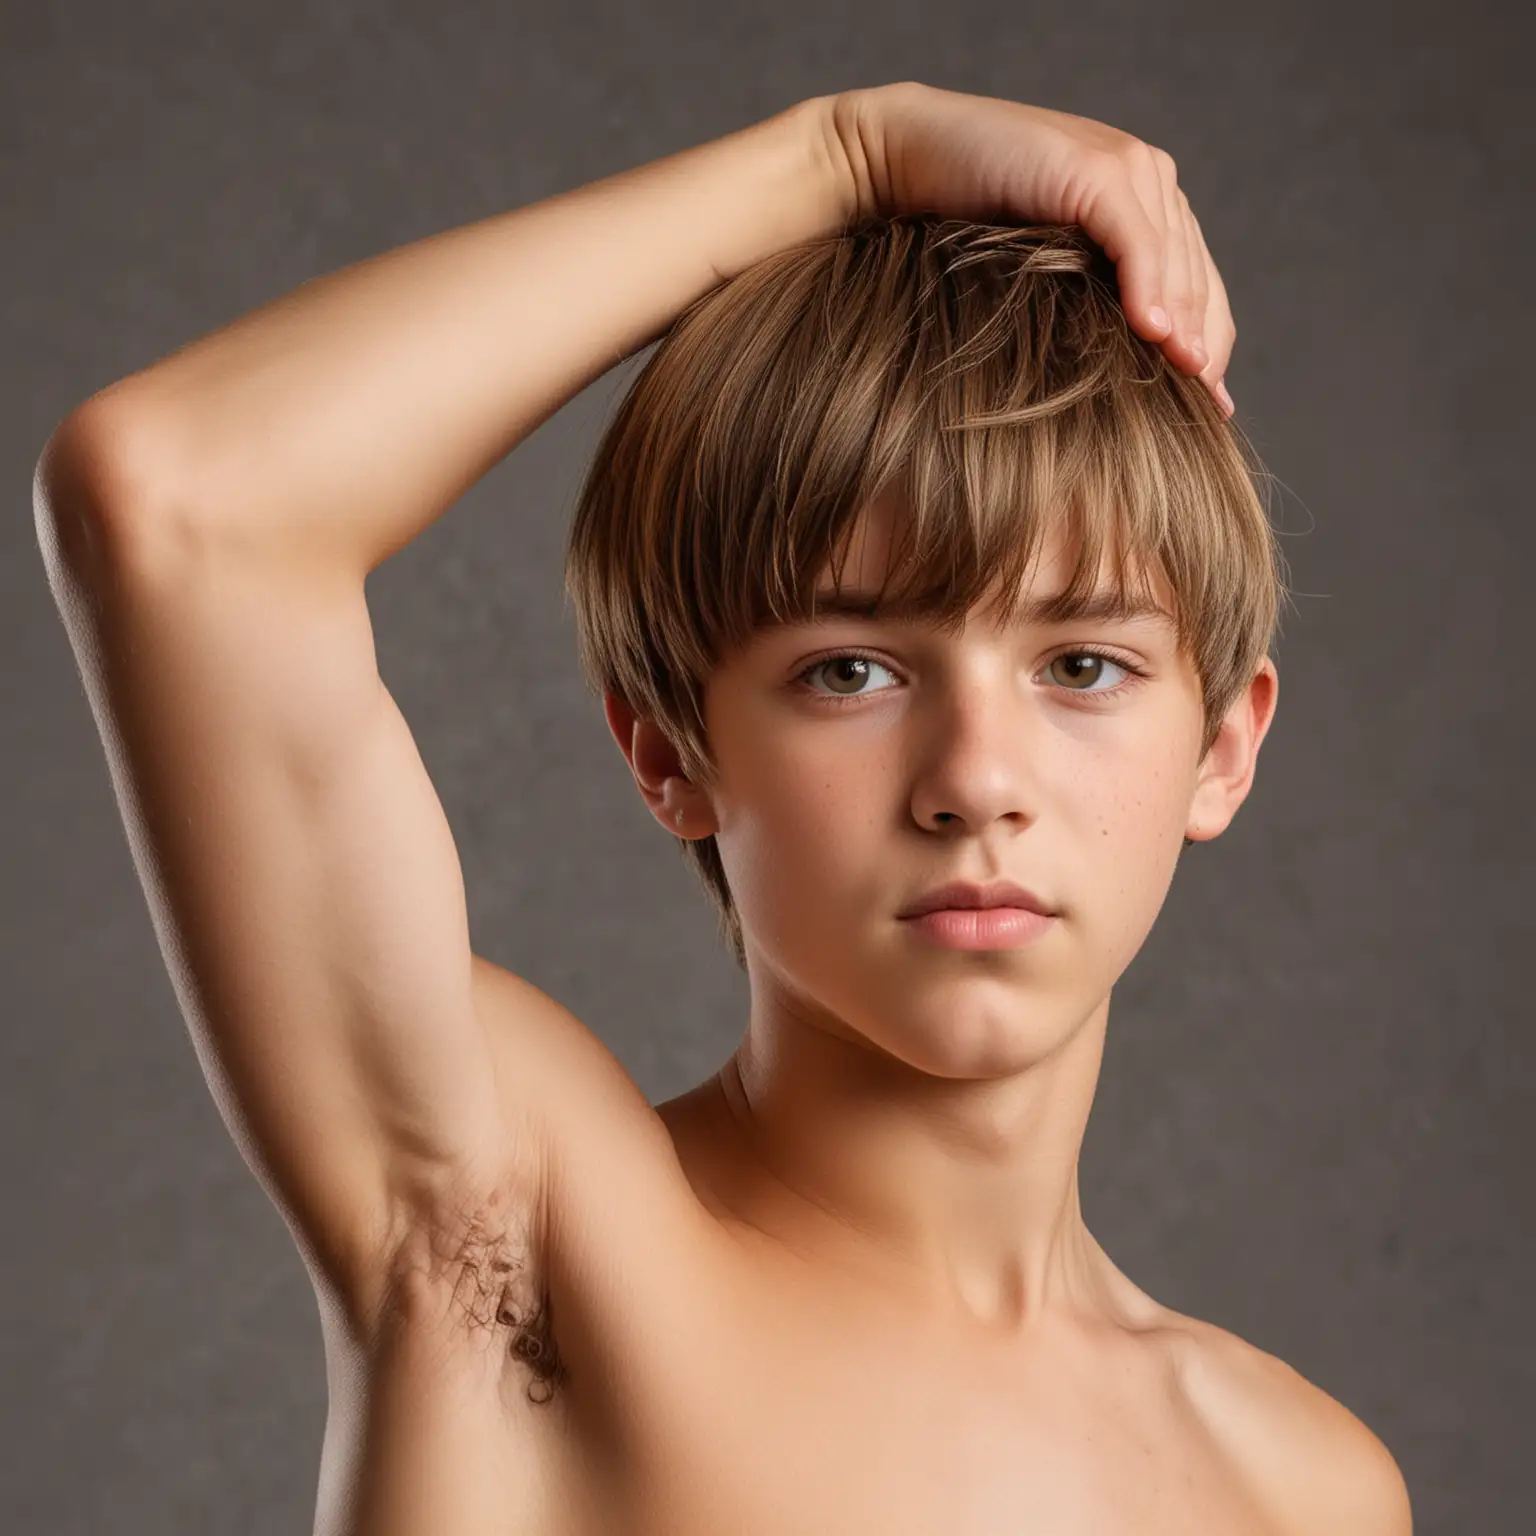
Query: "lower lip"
898 907 1056 950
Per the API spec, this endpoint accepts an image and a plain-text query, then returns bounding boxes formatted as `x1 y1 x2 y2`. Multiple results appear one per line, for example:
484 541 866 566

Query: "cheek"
1074 740 1192 953
1076 706 1196 831
717 730 892 936
1093 759 1188 845
736 754 880 878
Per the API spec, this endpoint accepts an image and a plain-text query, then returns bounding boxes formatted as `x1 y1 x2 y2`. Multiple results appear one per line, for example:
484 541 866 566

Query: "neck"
713 988 1136 1336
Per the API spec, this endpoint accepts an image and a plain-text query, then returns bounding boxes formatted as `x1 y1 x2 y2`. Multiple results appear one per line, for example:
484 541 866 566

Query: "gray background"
5 1 1531 1531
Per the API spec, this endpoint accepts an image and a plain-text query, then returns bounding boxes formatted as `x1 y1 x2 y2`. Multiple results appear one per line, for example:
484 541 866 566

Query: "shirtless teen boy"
35 81 1412 1534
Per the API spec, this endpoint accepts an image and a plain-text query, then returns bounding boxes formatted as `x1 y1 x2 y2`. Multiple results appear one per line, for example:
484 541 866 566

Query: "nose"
910 667 1042 835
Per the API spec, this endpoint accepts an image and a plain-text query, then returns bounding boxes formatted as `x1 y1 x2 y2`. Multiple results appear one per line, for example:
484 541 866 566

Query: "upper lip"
897 880 1057 919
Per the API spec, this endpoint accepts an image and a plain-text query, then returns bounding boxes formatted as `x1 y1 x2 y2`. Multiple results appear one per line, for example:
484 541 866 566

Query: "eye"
796 651 900 702
1046 649 1145 696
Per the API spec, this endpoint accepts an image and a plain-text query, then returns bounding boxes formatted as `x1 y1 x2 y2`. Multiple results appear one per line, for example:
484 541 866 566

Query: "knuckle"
1116 136 1159 173
1090 141 1135 182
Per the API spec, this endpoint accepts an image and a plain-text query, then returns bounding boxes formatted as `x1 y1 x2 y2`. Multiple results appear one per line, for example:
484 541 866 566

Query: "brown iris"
822 657 872 694
1050 653 1111 689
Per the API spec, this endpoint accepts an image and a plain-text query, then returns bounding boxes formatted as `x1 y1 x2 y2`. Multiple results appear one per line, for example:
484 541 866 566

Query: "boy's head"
565 217 1286 1041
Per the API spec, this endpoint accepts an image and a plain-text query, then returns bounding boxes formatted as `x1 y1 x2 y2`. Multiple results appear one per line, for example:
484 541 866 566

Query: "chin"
869 991 1083 1081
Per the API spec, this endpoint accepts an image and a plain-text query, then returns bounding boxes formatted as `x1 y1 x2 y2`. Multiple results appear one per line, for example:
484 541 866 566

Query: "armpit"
378 1178 569 1406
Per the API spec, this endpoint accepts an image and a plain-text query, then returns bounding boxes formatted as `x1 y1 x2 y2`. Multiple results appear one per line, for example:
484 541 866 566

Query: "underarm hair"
388 1188 569 1405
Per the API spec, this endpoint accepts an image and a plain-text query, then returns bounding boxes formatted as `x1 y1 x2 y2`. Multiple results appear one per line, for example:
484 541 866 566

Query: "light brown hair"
564 215 1292 969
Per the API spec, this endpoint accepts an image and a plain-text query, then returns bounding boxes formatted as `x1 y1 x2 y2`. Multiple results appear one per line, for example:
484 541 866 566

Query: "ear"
603 691 715 839
1186 658 1280 844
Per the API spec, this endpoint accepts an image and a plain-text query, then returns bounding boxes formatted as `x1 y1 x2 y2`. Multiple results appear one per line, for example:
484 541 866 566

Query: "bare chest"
346 1113 1289 1536
365 1240 1284 1536
572 1303 1279 1536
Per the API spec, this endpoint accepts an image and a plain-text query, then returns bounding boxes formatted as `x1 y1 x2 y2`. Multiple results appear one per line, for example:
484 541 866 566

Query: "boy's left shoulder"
1168 1314 1413 1534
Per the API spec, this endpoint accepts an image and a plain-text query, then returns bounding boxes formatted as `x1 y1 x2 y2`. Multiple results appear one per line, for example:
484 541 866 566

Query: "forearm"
82 92 859 576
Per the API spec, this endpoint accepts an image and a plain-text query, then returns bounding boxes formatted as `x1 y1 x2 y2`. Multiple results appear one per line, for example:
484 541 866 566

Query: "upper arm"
35 402 554 1327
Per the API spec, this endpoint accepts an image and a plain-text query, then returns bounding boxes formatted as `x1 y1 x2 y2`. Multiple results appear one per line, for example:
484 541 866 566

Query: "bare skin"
34 84 1411 1534
340 954 1403 1536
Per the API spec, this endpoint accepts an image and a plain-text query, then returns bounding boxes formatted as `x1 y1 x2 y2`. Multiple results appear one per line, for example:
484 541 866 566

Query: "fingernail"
1149 305 1171 333
1216 381 1235 415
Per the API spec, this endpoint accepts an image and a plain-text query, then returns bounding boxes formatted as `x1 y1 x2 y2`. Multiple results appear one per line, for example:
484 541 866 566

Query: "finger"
1153 154 1205 376
1177 193 1210 371
1189 209 1236 388
1076 151 1172 346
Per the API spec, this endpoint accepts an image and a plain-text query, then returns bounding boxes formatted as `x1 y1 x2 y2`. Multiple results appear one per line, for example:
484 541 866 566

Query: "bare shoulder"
1170 1315 1413 1535
467 953 719 1256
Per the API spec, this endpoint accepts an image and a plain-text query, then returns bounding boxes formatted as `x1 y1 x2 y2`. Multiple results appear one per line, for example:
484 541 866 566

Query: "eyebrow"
804 586 1177 631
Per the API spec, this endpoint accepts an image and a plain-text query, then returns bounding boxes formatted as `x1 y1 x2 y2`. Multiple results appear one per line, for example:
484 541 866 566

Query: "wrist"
819 85 899 225
705 93 867 283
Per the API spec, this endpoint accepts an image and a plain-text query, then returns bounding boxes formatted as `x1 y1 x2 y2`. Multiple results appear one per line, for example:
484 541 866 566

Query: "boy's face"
614 489 1277 1077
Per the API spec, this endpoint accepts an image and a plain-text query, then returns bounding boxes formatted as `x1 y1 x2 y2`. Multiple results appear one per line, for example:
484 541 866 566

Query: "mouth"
896 880 1057 921
898 905 1057 952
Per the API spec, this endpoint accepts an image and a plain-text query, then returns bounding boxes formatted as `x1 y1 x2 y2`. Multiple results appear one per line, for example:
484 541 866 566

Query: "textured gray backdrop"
5 1 1531 1531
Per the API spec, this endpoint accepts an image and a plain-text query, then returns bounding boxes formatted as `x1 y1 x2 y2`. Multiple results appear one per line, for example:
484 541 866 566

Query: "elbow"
34 392 191 585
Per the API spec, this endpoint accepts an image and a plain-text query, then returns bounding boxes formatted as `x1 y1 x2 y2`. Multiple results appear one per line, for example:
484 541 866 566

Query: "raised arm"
33 91 854 1337
68 94 852 576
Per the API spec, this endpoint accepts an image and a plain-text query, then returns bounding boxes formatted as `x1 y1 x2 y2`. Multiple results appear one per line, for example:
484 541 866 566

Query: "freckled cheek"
1096 766 1178 830
1080 758 1190 941
1082 724 1189 819
1058 763 1186 953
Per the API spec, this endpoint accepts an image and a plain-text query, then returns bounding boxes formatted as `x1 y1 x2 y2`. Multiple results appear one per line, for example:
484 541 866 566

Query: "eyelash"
794 646 1151 707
